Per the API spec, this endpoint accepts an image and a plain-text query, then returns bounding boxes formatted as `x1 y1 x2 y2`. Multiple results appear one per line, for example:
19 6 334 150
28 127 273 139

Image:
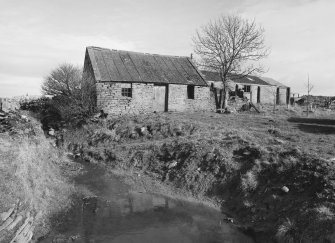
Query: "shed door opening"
276 87 280 105
187 85 195 99
257 86 261 103
153 85 168 112
286 87 291 105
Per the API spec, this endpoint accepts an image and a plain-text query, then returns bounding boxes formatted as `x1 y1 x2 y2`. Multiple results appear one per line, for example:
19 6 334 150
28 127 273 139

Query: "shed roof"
259 77 288 88
85 46 208 86
200 70 270 86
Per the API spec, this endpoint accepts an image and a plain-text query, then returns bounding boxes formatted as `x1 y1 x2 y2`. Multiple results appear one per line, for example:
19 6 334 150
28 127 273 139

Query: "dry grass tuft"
0 135 75 226
240 170 258 192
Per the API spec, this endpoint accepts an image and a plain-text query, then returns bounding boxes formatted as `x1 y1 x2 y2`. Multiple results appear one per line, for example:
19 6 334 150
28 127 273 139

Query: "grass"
60 106 335 242
0 114 79 240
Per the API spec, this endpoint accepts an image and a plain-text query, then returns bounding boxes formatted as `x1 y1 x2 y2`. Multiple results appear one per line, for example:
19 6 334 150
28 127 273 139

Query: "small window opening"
187 85 195 99
243 85 251 93
121 87 132 97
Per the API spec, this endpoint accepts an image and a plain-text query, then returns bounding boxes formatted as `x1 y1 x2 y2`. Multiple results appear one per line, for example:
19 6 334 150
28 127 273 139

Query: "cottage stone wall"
97 82 212 115
205 81 289 105
97 82 154 115
169 84 212 112
259 86 276 104
259 86 287 105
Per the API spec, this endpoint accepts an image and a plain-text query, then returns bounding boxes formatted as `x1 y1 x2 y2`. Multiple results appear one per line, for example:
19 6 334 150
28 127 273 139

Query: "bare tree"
193 15 269 110
42 63 82 96
42 63 97 120
306 74 314 117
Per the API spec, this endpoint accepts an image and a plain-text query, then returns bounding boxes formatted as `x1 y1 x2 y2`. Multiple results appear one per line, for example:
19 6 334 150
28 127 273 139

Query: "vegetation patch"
0 112 80 241
44 109 335 242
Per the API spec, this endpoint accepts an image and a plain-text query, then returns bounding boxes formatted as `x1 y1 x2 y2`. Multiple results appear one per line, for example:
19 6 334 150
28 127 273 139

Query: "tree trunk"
213 88 219 110
222 83 228 109
307 95 309 117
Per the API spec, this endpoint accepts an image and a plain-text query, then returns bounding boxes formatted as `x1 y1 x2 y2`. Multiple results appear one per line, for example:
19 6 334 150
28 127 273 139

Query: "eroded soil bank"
40 159 253 243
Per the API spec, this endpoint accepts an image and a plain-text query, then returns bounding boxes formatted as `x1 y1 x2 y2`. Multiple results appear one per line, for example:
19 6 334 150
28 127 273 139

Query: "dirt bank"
60 111 335 242
0 110 82 242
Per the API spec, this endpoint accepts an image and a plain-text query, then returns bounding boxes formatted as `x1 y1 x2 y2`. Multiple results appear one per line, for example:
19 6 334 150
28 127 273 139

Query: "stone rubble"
0 201 35 243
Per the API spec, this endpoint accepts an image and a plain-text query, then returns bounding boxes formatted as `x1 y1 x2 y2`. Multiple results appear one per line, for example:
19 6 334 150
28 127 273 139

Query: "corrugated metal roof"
85 46 208 86
259 77 288 88
201 70 270 86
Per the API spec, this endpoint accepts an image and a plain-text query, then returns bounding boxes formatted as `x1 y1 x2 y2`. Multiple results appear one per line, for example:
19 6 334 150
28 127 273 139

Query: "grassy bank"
62 108 335 242
0 112 80 242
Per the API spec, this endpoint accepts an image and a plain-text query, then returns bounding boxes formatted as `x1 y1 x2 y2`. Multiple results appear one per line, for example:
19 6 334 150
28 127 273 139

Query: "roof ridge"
86 46 189 59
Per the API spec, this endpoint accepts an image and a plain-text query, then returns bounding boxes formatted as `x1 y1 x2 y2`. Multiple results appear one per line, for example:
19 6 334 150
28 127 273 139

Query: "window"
187 85 194 99
243 85 251 93
121 88 132 97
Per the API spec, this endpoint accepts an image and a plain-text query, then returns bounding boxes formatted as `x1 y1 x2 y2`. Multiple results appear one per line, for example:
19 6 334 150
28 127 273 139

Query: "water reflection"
41 163 253 243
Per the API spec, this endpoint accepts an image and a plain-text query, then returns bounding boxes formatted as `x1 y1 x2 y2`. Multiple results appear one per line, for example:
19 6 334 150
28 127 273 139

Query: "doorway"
257 86 261 103
153 84 168 112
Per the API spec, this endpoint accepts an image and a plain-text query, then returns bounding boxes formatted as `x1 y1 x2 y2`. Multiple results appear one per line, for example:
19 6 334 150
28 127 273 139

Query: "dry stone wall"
0 98 20 112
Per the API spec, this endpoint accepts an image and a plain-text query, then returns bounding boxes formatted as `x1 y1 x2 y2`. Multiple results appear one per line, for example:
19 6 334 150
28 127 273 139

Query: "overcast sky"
1 0 334 97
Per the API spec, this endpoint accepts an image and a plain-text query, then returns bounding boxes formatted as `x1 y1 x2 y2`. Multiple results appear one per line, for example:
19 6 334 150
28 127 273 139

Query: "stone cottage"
83 46 211 115
201 71 291 105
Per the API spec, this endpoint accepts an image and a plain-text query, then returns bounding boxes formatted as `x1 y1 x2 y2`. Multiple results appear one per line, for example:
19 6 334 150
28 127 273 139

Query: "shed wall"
206 81 288 105
97 82 212 115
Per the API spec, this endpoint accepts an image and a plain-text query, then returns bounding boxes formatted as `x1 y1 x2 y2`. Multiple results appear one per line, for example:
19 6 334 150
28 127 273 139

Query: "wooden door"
153 85 166 112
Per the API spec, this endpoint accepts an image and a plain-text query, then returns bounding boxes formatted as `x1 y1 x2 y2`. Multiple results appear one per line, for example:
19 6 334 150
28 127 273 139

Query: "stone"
7 215 23 230
0 216 14 232
168 161 178 169
224 107 236 114
20 115 29 121
48 128 55 136
281 186 289 193
0 207 15 221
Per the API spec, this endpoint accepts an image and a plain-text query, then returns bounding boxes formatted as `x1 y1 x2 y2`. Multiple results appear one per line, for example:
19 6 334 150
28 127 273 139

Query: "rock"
224 107 237 114
240 104 251 111
274 138 285 144
141 127 147 133
281 186 289 193
7 215 23 230
0 216 14 232
0 207 15 221
48 128 55 136
243 151 251 155
20 115 28 121
168 161 178 169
